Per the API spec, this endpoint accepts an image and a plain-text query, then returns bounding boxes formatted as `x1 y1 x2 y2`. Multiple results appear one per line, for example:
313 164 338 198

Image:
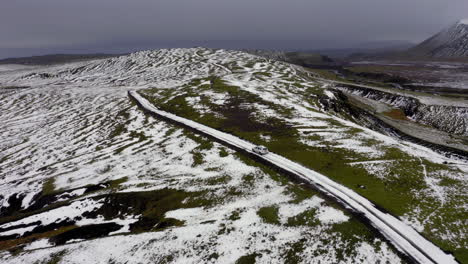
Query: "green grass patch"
257 206 280 225
235 253 261 264
254 72 272 77
41 250 67 264
129 130 148 142
42 178 56 196
286 209 319 227
109 123 127 138
219 147 229 157
205 175 231 185
228 209 242 221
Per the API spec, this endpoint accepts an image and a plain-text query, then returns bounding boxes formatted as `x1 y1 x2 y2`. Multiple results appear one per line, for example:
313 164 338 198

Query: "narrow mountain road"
129 90 456 264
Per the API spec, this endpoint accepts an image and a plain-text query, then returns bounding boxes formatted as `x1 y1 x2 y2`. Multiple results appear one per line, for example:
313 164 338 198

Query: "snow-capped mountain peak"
408 19 468 58
458 18 468 25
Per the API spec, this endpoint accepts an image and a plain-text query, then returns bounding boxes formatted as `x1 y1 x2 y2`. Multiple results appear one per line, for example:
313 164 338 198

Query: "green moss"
108 177 128 189
114 141 140 154
207 252 219 261
190 151 204 167
0 154 11 164
228 209 242 221
235 253 261 264
42 250 67 264
281 240 306 264
205 175 231 185
254 72 272 77
42 178 56 196
285 184 317 204
453 248 468 264
109 123 127 138
327 217 378 261
137 73 464 256
257 206 280 225
438 177 461 186
129 130 148 142
86 188 209 233
164 127 177 137
219 147 229 157
241 174 255 185
286 209 319 227
116 108 130 119
293 82 305 88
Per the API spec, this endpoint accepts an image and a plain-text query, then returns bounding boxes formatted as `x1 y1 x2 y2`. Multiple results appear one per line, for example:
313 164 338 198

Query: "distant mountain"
0 53 120 65
347 20 468 61
408 19 468 58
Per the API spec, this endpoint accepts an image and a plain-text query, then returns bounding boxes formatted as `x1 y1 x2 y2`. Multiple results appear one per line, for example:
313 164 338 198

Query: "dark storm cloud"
1 0 468 58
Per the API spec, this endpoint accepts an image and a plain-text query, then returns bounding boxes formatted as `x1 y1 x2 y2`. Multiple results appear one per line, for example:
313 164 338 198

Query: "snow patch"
324 90 336 100
23 239 52 251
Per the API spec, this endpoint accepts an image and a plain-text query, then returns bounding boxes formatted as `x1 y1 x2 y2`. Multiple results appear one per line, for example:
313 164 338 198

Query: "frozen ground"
0 48 466 263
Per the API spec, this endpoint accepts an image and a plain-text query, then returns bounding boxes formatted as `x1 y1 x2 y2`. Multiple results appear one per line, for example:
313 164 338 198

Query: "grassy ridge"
140 74 466 261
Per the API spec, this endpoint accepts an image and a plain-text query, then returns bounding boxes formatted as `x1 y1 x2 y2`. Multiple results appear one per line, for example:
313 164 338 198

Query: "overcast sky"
1 0 467 58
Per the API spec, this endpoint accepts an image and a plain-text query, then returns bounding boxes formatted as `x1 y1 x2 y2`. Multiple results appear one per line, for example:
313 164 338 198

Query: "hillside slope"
0 48 466 263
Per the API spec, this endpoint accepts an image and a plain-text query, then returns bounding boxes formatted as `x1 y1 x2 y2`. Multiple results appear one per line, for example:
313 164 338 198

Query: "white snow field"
0 48 466 263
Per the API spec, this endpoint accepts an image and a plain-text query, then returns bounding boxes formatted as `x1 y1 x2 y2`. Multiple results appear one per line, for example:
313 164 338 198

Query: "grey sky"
1 0 467 58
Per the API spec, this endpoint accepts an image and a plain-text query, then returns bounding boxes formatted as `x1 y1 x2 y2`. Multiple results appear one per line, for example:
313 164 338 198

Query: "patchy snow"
316 206 350 224
201 91 229 105
348 160 395 179
130 90 457 264
0 199 102 237
324 90 336 99
23 239 52 251
0 47 464 263
259 134 271 142
277 197 322 222
402 214 425 233
21 191 38 209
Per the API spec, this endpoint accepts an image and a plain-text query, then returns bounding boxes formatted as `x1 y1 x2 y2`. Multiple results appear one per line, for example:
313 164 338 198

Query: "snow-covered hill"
409 19 468 58
0 48 466 263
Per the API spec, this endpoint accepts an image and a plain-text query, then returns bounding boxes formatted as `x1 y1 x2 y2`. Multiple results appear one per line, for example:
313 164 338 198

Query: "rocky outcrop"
337 85 468 136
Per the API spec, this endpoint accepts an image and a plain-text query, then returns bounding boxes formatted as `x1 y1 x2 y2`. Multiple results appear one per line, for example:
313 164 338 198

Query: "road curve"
129 90 456 264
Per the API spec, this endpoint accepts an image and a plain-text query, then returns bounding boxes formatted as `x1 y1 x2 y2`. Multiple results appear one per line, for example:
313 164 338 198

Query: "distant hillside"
0 53 120 65
348 19 468 61
312 41 414 59
245 50 337 68
408 19 468 58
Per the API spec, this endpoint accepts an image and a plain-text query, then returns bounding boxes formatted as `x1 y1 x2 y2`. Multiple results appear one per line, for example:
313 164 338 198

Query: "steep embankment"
337 85 468 136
